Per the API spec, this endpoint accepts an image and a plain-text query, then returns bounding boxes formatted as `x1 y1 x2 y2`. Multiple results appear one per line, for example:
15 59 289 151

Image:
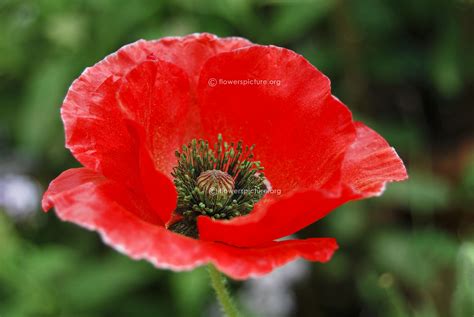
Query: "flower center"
169 134 267 238
196 169 235 203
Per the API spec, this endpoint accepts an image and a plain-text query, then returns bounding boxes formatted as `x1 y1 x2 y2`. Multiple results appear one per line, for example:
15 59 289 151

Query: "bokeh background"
1 0 473 316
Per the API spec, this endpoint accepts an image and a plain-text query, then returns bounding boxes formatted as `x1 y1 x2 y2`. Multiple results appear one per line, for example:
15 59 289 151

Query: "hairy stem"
207 264 240 317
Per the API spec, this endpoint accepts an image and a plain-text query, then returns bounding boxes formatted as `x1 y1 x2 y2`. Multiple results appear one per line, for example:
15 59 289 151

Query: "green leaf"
268 0 335 43
370 228 457 288
16 59 74 158
452 242 474 317
380 171 451 215
61 254 159 312
170 267 211 317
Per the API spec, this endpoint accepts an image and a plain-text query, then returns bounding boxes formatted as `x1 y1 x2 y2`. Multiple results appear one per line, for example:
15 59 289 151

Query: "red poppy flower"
42 33 407 279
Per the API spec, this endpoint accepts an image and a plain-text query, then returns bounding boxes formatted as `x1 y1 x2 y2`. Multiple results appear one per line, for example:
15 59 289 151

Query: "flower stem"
207 264 240 317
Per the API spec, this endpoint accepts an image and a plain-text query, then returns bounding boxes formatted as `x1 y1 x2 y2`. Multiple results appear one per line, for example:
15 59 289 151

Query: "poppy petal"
146 33 253 87
63 77 143 189
76 34 252 94
43 168 338 279
64 59 190 224
125 119 177 225
341 121 408 196
197 45 356 194
198 188 349 247
210 237 338 280
198 98 407 247
117 60 193 176
63 34 252 187
43 168 165 226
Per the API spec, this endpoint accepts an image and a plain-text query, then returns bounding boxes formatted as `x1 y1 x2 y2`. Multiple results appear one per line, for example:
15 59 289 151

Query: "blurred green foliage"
0 0 473 316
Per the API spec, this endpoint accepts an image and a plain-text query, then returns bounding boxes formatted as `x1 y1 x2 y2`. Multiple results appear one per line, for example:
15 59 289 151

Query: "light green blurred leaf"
381 171 451 214
370 228 457 288
327 201 367 243
460 152 474 202
61 254 159 312
0 214 66 317
431 20 462 97
44 12 87 50
268 0 335 43
17 59 74 158
357 270 411 317
170 266 210 317
452 242 474 317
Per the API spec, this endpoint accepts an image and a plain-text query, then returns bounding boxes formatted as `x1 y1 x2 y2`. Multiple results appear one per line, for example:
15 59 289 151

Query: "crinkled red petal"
42 168 164 226
341 120 408 196
197 45 356 195
146 33 253 87
42 168 338 279
125 119 177 225
62 34 252 183
75 33 252 93
198 187 351 247
63 60 189 224
198 97 407 247
63 76 141 189
117 60 193 176
61 34 253 222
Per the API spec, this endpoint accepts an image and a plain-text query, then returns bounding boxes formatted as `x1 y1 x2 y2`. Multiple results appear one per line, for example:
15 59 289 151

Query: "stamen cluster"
169 134 266 237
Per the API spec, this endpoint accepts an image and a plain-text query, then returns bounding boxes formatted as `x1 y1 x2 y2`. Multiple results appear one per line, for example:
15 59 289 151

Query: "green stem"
207 264 240 317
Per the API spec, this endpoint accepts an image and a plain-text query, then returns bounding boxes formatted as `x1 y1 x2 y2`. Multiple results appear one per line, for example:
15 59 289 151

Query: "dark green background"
1 0 473 316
